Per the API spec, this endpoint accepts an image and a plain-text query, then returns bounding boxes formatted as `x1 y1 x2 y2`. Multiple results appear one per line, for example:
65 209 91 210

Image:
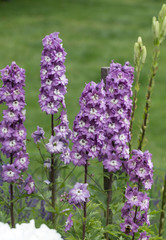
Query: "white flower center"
79 139 87 146
56 52 63 58
54 65 61 71
46 79 52 85
8 112 15 118
91 94 98 101
42 69 47 75
90 108 97 115
7 171 14 177
76 189 82 196
109 123 115 129
139 168 146 174
88 126 95 133
91 146 96 152
19 130 24 136
118 73 122 79
131 196 138 202
5 91 10 96
118 108 123 114
119 134 125 140
124 95 128 101
54 89 60 95
41 95 46 100
2 127 8 133
22 109 26 115
111 98 118 104
14 89 20 95
79 121 85 127
60 126 66 132
13 101 19 107
75 153 81 159
47 102 54 108
30 182 34 189
45 56 51 62
110 160 117 166
109 87 114 93
9 140 16 147
20 157 26 164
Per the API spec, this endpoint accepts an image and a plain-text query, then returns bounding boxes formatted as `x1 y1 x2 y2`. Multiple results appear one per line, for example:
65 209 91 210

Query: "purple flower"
31 126 45 143
14 152 29 171
24 175 35 194
46 135 64 154
1 164 20 183
103 154 122 172
120 217 139 235
39 32 68 115
138 232 150 240
65 214 73 232
69 182 90 208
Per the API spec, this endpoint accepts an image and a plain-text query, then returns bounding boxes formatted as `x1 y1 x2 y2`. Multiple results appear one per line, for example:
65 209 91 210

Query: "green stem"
82 161 88 240
159 174 166 237
10 153 15 228
138 45 160 150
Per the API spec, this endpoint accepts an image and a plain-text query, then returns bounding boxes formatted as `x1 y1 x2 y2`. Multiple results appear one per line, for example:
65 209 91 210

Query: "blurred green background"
0 0 166 169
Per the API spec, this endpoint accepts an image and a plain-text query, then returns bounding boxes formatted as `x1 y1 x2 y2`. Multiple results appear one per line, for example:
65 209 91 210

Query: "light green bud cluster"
134 36 147 70
152 4 166 45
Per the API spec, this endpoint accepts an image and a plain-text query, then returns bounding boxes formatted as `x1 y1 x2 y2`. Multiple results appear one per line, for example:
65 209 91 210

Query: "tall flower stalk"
0 62 33 227
100 62 134 236
36 32 70 226
138 4 166 150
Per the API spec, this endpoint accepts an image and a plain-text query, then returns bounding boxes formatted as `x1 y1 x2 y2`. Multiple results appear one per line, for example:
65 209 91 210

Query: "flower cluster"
45 110 72 164
71 81 106 166
121 150 153 238
0 62 34 193
39 32 68 114
101 61 134 172
126 150 153 190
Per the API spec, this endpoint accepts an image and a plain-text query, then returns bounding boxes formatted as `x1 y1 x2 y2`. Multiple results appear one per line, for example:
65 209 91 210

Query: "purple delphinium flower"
0 62 30 185
39 32 68 115
46 135 64 154
126 149 153 190
1 164 20 183
101 61 134 172
65 213 73 232
24 175 35 194
68 182 90 208
31 126 45 144
71 80 106 166
120 217 139 235
138 232 150 240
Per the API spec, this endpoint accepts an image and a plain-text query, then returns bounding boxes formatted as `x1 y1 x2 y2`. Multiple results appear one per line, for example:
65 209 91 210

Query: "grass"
0 0 166 170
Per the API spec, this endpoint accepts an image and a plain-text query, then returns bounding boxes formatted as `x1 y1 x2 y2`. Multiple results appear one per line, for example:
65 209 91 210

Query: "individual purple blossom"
24 175 35 194
31 126 45 143
46 135 64 154
1 164 20 183
138 232 150 240
65 214 73 232
120 217 139 235
68 182 90 208
14 152 29 171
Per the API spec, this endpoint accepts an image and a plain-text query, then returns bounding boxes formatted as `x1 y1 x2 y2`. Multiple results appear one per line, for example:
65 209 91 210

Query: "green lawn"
0 0 166 173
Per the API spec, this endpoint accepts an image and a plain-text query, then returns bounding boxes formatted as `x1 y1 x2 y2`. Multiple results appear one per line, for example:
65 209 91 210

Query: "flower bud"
152 17 160 39
137 36 142 46
141 46 147 64
159 4 166 20
134 42 139 65
162 16 166 36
